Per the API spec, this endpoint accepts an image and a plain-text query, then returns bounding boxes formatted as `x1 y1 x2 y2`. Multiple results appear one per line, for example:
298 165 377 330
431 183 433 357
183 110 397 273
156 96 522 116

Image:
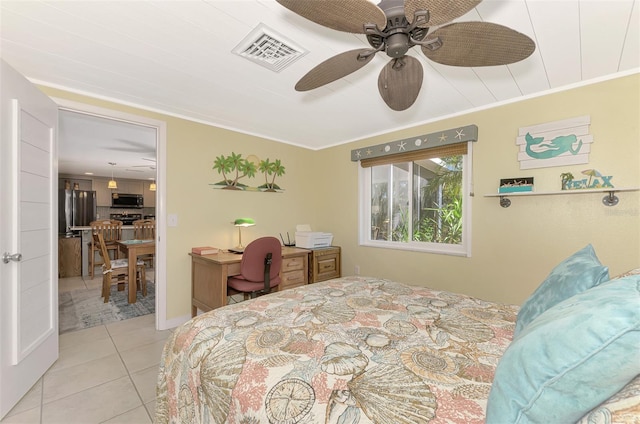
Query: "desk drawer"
281 269 306 289
282 256 304 272
228 262 241 276
318 258 337 273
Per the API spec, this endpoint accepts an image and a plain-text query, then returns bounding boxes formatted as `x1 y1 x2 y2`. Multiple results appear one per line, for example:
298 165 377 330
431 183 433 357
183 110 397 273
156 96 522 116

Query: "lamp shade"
234 218 255 227
231 218 255 252
149 181 156 191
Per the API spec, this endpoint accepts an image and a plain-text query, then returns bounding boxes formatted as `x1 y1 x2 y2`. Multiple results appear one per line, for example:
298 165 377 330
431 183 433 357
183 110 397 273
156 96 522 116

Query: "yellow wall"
41 73 639 319
39 86 317 319
315 73 640 305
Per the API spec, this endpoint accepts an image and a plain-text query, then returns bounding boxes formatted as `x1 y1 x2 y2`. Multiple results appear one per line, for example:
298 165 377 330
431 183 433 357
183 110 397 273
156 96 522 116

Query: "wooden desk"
117 240 155 303
190 247 309 317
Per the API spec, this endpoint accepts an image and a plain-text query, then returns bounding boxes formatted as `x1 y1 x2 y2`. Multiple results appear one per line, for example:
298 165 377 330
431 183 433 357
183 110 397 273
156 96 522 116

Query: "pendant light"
149 180 156 191
108 162 118 189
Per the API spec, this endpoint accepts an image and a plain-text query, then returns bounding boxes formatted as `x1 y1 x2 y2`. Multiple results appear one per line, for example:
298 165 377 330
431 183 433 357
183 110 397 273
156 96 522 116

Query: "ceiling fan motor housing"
386 33 409 57
368 0 429 58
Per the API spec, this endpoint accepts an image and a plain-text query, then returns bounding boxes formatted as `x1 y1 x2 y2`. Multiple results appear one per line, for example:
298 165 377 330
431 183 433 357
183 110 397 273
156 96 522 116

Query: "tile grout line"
39 325 125 422
21 278 156 423
106 321 155 423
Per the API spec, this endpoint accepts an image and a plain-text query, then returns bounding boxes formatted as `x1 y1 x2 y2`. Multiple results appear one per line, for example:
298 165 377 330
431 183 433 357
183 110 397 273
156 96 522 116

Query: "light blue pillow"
514 244 609 336
486 275 640 424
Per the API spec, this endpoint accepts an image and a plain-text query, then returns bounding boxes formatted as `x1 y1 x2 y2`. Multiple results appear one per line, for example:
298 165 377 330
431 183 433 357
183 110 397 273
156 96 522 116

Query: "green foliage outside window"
371 155 463 246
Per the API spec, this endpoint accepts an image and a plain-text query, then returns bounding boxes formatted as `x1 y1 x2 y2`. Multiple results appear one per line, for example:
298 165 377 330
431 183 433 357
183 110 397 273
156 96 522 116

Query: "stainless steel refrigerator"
58 189 97 235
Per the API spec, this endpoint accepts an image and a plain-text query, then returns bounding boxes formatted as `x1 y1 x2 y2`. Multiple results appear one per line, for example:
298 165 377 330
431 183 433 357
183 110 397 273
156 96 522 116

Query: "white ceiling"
58 110 157 181
1 0 638 179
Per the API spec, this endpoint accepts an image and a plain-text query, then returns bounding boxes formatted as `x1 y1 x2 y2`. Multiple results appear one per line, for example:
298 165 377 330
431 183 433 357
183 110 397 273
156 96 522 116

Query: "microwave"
112 193 143 208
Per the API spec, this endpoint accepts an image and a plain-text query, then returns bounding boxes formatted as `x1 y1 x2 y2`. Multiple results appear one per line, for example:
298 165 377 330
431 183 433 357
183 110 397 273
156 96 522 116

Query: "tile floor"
1 276 172 424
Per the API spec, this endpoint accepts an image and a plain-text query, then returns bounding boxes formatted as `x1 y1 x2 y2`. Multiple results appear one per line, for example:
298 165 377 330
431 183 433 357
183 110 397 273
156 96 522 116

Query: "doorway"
53 98 167 331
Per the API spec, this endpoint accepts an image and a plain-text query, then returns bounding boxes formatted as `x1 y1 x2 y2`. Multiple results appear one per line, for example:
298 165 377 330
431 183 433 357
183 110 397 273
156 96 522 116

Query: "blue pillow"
486 275 640 424
514 244 609 336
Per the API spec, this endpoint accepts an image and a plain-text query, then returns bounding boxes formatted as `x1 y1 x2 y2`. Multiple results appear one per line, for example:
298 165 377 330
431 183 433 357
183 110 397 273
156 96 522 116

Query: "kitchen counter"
71 225 135 230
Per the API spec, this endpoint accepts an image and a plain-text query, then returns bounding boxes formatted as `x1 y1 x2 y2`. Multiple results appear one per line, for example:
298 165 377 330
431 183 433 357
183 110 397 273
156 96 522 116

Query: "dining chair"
227 236 282 301
89 219 123 279
133 219 155 267
94 233 146 303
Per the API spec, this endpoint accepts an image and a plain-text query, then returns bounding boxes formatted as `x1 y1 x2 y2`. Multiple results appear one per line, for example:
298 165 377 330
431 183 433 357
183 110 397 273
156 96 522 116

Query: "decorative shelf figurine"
561 169 614 191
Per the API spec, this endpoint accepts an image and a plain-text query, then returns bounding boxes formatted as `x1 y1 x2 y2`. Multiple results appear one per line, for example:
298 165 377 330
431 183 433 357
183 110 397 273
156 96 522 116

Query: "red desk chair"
227 236 282 301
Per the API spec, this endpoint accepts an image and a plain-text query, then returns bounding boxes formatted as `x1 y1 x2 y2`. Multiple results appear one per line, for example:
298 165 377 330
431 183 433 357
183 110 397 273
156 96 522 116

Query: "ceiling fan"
276 0 535 111
126 157 156 173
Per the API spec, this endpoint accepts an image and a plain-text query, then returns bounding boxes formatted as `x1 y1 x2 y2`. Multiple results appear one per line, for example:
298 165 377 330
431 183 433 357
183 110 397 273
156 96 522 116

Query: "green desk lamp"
231 218 255 253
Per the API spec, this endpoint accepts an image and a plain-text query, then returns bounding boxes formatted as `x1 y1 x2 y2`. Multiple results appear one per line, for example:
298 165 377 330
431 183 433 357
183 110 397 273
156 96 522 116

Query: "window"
359 143 472 256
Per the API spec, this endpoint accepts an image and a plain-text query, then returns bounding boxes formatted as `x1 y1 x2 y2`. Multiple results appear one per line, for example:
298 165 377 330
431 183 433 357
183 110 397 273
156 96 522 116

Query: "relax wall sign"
562 169 614 190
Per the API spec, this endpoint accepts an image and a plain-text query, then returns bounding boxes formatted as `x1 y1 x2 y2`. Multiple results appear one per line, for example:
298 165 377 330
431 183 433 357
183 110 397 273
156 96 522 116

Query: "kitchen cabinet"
59 176 92 191
59 236 81 277
114 180 143 195
143 182 156 207
92 177 145 206
92 177 113 206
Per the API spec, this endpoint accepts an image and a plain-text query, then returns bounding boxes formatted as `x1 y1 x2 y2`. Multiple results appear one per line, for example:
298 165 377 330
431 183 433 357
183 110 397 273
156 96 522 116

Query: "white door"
0 59 59 418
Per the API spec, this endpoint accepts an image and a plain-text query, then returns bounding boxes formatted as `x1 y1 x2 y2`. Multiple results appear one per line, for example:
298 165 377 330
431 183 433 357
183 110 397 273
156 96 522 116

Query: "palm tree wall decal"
258 158 286 192
212 153 285 192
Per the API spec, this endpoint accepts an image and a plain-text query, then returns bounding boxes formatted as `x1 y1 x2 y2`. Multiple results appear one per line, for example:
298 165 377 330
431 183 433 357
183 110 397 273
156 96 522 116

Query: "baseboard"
158 313 191 331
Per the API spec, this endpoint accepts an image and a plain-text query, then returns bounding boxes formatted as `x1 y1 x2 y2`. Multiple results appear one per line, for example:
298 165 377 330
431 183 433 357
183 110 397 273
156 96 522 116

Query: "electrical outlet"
354 265 360 275
168 214 178 227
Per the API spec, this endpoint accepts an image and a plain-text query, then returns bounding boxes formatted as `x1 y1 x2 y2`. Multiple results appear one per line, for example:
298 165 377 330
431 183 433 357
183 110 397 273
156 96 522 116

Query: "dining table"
117 239 155 303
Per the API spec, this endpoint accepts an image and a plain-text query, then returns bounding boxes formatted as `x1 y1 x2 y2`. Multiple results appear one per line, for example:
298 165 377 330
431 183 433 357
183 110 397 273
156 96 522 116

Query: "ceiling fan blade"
378 56 423 111
422 22 535 66
295 49 376 91
276 0 386 34
405 0 481 27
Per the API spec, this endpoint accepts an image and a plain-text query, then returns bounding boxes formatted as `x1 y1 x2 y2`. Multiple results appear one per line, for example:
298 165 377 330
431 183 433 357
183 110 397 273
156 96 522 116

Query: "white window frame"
358 142 473 257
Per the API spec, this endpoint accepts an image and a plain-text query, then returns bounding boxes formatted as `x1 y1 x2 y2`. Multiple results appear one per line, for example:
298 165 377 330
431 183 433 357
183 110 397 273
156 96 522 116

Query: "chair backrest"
90 219 122 243
239 236 282 282
133 219 155 240
93 232 112 271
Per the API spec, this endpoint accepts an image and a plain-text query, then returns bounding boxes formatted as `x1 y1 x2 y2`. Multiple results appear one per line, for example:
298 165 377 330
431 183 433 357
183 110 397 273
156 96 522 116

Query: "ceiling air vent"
232 23 307 72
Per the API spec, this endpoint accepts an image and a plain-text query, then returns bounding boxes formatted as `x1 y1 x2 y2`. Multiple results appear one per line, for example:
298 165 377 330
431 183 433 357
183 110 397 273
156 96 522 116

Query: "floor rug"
59 282 155 334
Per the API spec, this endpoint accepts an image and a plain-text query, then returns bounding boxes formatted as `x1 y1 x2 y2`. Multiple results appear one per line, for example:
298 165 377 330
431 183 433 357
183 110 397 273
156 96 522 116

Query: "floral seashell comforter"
155 276 638 423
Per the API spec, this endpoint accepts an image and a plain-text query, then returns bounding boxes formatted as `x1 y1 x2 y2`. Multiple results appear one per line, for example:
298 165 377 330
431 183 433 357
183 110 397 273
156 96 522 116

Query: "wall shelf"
484 187 639 208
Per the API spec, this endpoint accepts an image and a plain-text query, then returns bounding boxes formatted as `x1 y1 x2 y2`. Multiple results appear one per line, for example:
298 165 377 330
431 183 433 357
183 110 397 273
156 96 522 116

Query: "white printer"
295 224 333 249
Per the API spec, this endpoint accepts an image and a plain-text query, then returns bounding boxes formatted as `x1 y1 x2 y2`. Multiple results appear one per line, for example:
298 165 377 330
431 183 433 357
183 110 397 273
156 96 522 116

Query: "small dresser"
308 246 341 283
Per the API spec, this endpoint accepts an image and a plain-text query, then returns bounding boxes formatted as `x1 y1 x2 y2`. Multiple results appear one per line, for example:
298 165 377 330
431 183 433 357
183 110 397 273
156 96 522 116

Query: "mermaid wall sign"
516 116 592 169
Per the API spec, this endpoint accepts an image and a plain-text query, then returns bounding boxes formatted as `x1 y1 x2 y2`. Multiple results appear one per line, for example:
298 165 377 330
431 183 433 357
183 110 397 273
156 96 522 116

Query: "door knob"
2 252 22 264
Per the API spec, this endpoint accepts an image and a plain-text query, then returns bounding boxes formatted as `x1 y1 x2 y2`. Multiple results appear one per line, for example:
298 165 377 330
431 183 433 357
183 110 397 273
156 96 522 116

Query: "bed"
155 246 640 423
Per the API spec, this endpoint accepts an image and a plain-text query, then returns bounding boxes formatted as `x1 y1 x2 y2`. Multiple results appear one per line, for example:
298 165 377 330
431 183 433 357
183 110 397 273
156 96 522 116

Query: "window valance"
351 124 478 168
